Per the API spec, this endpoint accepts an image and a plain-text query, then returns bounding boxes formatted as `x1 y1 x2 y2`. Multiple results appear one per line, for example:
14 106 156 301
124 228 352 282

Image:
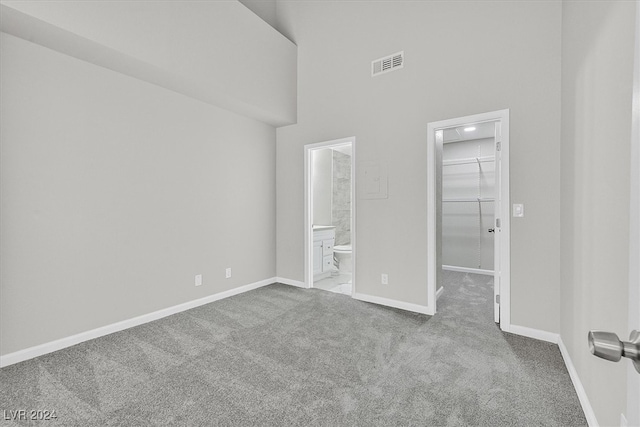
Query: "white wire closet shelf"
442 155 495 167
443 197 495 203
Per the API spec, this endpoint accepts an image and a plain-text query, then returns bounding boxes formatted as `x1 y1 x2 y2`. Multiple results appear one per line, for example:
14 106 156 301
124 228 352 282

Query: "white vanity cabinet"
313 227 335 280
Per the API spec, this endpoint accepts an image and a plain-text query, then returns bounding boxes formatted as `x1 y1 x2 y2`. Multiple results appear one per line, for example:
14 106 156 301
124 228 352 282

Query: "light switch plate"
195 274 202 286
513 203 524 217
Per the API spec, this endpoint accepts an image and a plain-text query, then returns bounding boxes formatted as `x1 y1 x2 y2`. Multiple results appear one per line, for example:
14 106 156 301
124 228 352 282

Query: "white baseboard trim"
508 324 559 344
436 286 444 300
0 277 277 368
275 277 307 288
507 327 598 426
353 292 430 315
558 337 599 427
443 265 494 276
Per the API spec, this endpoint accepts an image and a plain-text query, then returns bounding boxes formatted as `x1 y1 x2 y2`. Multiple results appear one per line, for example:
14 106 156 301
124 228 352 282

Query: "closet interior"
442 123 496 274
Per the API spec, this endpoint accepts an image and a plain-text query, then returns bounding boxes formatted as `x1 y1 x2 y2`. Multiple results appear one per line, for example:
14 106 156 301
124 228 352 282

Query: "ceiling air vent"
371 51 404 77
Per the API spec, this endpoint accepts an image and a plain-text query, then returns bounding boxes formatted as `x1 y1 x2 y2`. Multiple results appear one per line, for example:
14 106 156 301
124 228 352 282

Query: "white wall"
312 149 333 226
276 1 562 332
0 32 276 356
560 1 636 425
1 0 297 127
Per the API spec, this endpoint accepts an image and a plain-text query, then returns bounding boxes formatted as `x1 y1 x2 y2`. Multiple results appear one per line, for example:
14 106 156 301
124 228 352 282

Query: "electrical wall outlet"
381 273 388 285
225 268 232 279
195 274 202 286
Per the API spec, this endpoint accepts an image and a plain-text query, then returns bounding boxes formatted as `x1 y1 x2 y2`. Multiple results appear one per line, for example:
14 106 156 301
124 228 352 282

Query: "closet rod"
442 197 495 203
442 155 495 167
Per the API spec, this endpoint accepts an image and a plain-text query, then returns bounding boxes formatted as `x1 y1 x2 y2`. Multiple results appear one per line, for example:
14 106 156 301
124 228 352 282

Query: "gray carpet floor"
1 272 587 426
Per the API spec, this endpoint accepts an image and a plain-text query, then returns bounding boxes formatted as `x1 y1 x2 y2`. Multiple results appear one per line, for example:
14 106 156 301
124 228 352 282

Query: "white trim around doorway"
304 137 356 294
427 110 511 331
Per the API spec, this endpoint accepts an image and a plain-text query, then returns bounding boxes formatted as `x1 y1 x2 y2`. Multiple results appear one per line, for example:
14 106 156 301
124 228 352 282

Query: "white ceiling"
0 0 297 127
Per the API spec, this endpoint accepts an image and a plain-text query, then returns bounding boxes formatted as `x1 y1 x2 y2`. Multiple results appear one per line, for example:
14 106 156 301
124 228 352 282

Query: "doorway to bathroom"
304 137 356 296
427 110 511 329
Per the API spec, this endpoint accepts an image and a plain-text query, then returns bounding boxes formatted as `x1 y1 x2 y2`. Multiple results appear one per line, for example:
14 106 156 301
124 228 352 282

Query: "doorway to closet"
304 137 356 296
427 110 511 330
441 122 496 275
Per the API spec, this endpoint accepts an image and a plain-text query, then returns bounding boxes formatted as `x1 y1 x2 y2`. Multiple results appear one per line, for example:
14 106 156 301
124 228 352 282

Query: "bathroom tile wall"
332 151 351 246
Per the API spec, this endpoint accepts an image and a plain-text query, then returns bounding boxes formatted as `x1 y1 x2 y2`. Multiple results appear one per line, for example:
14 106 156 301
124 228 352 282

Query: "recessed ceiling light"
464 127 476 132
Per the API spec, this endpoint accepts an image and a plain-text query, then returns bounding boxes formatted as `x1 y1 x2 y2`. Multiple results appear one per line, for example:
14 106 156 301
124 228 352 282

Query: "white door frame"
427 109 510 330
304 137 356 293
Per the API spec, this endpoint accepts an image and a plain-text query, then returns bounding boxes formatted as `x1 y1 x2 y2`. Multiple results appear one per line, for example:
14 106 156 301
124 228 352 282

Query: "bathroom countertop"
312 225 336 231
